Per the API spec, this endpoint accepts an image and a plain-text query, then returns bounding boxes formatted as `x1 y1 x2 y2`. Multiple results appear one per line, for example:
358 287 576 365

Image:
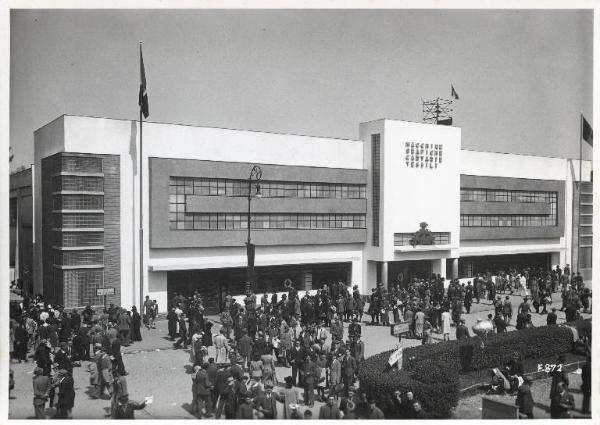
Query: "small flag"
582 114 593 146
451 84 459 100
138 44 149 119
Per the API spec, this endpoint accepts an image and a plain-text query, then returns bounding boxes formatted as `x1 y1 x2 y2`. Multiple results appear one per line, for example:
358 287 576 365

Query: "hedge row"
402 324 574 372
358 351 459 418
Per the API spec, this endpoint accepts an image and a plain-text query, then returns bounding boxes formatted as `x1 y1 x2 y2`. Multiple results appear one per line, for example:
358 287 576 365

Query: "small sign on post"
96 287 115 311
388 347 403 369
390 321 410 337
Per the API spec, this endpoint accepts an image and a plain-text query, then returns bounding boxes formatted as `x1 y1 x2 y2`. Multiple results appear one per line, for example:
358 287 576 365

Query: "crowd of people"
9 297 148 419
8 262 592 419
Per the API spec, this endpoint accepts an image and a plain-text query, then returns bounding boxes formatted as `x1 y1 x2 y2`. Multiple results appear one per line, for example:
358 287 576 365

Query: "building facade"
32 115 592 311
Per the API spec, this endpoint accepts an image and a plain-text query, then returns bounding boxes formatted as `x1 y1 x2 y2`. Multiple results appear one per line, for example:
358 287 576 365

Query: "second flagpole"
139 41 144 311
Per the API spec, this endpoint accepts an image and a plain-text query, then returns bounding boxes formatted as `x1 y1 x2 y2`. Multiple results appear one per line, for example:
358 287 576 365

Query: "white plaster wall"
143 120 364 169
149 243 363 269
147 271 168 313
63 116 139 308
460 150 592 181
60 115 365 309
382 120 461 262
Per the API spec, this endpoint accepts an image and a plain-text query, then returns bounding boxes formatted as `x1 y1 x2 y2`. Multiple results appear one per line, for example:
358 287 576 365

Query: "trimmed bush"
358 351 459 418
402 325 573 373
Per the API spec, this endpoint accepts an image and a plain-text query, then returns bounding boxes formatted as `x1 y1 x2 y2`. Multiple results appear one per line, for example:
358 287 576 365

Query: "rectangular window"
371 134 381 246
61 156 102 173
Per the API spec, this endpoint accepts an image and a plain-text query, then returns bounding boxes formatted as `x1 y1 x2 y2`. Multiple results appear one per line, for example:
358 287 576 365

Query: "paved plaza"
8 292 590 419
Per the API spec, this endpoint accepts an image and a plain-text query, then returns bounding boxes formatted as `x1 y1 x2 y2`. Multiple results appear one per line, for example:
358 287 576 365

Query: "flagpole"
139 41 144 310
577 113 583 274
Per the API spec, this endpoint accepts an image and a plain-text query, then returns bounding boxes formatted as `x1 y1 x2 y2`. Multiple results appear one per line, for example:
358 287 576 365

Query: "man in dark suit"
255 382 278 419
318 394 341 419
550 382 575 418
352 335 365 365
110 336 126 375
54 342 73 372
547 308 558 325
456 319 471 339
192 363 213 418
581 355 591 414
515 376 534 418
302 354 317 407
289 341 304 387
341 349 357 397
549 355 569 400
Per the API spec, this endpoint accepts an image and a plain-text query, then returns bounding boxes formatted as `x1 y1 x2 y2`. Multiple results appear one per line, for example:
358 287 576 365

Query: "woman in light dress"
414 309 425 338
441 308 451 341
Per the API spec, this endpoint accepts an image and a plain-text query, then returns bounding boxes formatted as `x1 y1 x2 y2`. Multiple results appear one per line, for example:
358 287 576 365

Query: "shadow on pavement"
181 402 195 417
533 401 552 414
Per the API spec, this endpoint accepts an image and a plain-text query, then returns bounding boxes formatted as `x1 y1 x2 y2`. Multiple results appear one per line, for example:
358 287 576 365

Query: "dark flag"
451 84 459 100
138 44 149 119
582 114 593 146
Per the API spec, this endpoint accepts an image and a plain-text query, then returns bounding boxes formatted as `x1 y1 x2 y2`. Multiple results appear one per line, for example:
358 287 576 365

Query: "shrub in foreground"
358 350 459 418
402 324 573 372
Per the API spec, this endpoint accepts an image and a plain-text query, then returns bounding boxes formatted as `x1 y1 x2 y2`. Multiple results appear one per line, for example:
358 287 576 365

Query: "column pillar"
452 258 459 279
302 269 313 291
432 258 445 276
381 261 388 286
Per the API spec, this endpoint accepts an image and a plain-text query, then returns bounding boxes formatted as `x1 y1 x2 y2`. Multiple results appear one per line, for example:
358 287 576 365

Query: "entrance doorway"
167 262 352 314
387 260 433 288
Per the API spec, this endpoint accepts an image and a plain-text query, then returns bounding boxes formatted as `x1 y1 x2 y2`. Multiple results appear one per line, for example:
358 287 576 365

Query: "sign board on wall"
96 287 115 296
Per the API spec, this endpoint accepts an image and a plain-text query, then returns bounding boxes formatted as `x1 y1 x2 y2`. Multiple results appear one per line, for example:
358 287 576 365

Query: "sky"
9 8 593 171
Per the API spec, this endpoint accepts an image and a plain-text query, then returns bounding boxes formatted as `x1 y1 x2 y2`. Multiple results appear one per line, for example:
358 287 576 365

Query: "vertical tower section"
42 153 120 308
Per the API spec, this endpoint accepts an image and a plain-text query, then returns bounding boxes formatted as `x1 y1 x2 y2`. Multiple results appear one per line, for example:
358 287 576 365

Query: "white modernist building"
32 115 592 311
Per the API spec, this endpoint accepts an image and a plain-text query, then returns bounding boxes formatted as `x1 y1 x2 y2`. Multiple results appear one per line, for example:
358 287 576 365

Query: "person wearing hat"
220 376 238 419
550 381 575 419
113 394 147 419
348 316 361 341
54 341 73 372
254 382 278 419
547 307 558 325
235 392 254 419
549 354 569 400
32 367 51 419
53 369 75 419
111 368 129 418
516 376 534 418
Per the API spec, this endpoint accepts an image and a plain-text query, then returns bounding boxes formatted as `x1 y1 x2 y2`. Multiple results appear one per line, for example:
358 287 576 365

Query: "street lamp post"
246 165 263 291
